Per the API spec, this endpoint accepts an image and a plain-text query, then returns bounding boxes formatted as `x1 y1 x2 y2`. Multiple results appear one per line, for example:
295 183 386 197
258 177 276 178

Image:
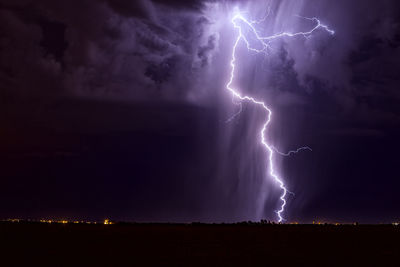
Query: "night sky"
1 0 400 223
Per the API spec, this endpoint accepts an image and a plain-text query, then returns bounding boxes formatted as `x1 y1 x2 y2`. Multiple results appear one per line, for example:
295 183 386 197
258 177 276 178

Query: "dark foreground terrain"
1 222 399 266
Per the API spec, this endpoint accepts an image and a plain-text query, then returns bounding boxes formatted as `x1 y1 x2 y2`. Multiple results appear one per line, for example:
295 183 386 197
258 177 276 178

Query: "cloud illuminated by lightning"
272 146 313 157
226 11 334 222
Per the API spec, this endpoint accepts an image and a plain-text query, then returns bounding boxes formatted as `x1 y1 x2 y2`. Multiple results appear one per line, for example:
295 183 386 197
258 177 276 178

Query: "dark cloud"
0 0 219 102
0 5 64 98
104 0 156 19
197 34 218 67
152 0 207 10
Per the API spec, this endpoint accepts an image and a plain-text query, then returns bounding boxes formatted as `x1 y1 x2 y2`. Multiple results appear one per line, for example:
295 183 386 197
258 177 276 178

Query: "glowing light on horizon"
226 11 334 222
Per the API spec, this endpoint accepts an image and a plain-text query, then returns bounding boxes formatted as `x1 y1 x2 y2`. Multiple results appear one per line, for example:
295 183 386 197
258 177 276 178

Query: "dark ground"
0 222 399 266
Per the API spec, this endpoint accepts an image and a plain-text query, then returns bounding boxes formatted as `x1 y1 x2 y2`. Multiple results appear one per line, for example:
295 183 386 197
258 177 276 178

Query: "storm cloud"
1 0 400 222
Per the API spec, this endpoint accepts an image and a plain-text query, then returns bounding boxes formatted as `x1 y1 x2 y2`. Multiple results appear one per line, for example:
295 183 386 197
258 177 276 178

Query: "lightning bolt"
272 146 313 157
226 11 334 222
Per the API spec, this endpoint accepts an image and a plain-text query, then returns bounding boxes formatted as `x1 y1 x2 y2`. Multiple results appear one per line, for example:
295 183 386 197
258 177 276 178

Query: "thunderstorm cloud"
1 0 399 222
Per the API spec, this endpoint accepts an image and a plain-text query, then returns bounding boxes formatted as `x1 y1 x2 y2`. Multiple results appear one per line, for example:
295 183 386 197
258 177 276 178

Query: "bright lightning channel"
226 12 334 222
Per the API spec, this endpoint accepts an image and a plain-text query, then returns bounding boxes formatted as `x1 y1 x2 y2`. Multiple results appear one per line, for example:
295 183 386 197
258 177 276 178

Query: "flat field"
1 222 398 266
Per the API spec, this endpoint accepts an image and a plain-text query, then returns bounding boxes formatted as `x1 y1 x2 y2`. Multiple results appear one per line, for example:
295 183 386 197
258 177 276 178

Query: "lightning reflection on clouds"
226 11 334 222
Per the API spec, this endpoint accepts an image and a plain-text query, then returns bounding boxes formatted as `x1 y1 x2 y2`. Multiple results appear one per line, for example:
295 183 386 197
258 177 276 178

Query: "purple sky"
1 0 400 223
